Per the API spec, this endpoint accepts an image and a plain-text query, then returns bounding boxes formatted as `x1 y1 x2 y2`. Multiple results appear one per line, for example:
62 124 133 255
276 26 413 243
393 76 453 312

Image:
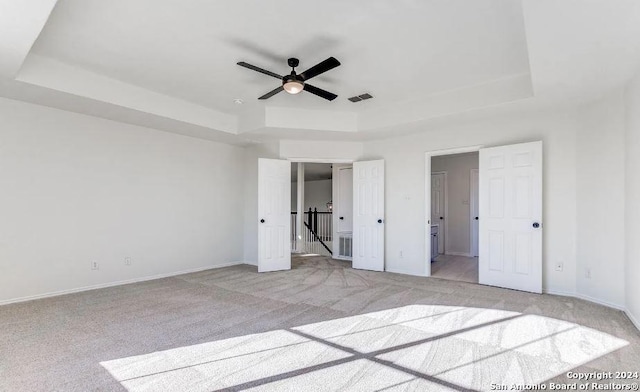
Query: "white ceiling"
30 0 530 114
1 0 640 144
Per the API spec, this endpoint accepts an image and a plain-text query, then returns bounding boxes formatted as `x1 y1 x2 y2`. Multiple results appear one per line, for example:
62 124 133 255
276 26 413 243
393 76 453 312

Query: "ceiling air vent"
348 93 373 102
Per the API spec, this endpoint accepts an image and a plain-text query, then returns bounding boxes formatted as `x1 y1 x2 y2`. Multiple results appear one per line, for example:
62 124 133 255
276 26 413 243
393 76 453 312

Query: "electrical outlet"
555 262 563 272
585 267 591 279
399 251 404 258
125 257 132 266
91 261 99 270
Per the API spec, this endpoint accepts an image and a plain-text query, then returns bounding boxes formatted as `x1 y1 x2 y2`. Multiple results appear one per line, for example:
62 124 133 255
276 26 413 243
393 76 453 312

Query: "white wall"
291 180 332 212
575 90 626 308
431 152 478 255
2 88 633 317
362 106 579 294
625 72 640 328
0 97 245 303
266 107 358 133
279 140 363 161
362 96 631 307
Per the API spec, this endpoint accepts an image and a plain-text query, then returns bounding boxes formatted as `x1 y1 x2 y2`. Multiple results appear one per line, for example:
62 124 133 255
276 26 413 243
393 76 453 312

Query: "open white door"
479 141 542 293
470 169 479 257
352 160 384 271
258 158 291 272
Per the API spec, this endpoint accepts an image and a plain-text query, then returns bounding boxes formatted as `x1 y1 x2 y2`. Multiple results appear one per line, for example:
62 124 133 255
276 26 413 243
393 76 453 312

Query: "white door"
352 160 384 271
479 141 542 293
258 158 291 272
470 169 479 257
337 167 353 232
431 173 446 254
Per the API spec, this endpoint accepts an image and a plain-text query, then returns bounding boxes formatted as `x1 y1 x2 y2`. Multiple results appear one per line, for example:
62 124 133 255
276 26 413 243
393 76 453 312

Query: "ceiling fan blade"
258 86 284 100
237 62 282 80
299 57 340 81
303 84 337 101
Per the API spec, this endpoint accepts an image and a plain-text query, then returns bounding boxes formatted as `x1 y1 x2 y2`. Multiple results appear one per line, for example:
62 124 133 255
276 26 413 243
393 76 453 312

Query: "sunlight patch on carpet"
100 305 628 391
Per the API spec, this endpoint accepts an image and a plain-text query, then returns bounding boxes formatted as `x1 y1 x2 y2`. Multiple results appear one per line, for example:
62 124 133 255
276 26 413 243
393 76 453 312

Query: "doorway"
291 162 334 258
429 152 480 284
430 171 447 256
291 162 356 271
424 141 543 293
258 157 385 273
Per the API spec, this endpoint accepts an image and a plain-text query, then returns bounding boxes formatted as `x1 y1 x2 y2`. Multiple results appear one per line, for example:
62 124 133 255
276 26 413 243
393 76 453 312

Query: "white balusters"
290 211 333 256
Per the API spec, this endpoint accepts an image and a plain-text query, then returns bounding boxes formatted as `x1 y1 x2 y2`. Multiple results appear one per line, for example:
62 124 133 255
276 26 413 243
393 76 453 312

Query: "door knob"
440 217 444 220
260 219 265 223
339 216 344 220
474 217 478 220
532 222 540 228
377 219 383 223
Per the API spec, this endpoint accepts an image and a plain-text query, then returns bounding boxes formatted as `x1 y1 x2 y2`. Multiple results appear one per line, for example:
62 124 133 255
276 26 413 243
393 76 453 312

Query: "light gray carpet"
1 255 639 391
431 255 479 284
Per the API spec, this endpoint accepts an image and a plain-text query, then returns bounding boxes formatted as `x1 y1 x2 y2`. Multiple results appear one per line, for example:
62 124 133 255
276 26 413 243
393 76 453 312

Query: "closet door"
352 160 385 271
258 158 291 272
337 167 353 232
479 141 542 293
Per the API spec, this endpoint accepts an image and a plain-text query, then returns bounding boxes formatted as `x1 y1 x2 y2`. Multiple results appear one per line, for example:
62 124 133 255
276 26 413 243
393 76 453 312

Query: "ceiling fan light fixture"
238 57 339 100
283 79 304 94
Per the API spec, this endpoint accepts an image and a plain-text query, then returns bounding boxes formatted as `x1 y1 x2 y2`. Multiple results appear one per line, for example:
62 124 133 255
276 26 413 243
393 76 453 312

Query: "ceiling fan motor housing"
287 58 300 68
283 58 304 93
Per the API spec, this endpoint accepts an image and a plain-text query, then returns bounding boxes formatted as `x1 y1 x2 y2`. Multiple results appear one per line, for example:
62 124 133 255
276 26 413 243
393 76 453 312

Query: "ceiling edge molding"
358 73 534 131
266 106 358 133
0 79 246 145
16 54 238 134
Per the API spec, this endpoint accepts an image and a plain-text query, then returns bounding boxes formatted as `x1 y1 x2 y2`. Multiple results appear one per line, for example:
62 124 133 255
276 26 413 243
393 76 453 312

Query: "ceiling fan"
237 57 340 101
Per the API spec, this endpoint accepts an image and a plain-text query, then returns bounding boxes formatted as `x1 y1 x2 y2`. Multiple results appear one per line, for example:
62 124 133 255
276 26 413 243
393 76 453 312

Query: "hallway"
431 254 478 284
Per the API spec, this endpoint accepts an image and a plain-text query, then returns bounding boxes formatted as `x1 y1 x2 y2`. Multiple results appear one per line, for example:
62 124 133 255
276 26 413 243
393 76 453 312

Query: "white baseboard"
445 251 473 257
543 288 576 298
543 289 626 311
539 289 639 332
385 267 427 277
5 261 638 333
0 261 244 306
574 293 626 311
625 309 640 331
